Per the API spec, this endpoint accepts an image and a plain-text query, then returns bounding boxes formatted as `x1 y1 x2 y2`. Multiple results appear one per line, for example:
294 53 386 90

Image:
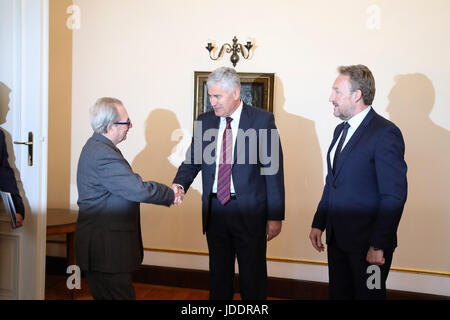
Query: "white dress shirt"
212 100 243 193
329 106 372 169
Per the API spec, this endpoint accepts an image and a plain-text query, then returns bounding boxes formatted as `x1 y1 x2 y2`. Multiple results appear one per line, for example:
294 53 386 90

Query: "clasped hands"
171 184 185 206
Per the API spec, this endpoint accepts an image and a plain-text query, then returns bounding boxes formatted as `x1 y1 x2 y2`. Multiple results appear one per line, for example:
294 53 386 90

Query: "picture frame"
193 71 274 121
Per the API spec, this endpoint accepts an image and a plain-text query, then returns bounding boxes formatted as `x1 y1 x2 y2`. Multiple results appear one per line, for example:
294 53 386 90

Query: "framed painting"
193 71 274 121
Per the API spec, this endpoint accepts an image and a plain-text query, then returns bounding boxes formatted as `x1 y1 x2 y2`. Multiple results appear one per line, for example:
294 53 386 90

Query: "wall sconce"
206 36 253 67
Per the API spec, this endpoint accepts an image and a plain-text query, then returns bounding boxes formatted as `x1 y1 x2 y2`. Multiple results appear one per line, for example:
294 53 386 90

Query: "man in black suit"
173 67 285 300
76 97 177 299
309 65 408 299
0 129 24 228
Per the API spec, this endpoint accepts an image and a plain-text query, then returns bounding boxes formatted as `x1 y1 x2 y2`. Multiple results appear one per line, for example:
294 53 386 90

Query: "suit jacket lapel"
333 108 376 178
328 123 343 175
206 113 220 167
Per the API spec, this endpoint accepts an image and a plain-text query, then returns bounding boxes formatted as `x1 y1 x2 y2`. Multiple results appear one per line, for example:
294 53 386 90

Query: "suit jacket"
0 129 25 216
75 133 174 273
312 108 407 253
173 103 285 234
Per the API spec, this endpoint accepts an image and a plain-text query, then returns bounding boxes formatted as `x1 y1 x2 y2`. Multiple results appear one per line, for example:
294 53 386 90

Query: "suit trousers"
206 196 267 300
327 243 393 300
86 270 136 300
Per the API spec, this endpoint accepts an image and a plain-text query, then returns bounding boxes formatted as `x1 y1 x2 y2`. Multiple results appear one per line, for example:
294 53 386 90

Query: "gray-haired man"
173 67 285 299
75 97 177 299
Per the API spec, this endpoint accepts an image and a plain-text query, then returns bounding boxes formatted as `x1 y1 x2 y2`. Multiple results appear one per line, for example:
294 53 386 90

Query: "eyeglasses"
114 120 132 126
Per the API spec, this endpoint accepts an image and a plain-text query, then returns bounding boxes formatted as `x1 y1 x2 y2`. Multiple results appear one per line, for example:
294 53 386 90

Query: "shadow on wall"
132 109 204 250
387 74 450 271
269 76 324 259
0 82 30 216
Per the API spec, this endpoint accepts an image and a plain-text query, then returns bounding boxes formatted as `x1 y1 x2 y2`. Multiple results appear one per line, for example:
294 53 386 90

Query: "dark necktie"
332 122 350 175
217 117 233 205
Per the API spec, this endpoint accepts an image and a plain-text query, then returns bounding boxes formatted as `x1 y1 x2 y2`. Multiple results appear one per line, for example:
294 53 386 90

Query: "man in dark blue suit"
0 129 24 228
310 65 407 299
173 67 285 300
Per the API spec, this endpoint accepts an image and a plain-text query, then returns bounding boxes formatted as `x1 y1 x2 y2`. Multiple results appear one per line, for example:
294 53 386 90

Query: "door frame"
4 0 49 300
35 0 49 299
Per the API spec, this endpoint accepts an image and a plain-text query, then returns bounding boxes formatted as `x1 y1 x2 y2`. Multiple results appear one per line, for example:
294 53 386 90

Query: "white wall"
68 0 450 295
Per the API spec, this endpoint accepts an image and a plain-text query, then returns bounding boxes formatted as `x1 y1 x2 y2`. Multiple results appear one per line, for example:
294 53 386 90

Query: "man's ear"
352 89 363 104
106 123 114 134
233 87 241 100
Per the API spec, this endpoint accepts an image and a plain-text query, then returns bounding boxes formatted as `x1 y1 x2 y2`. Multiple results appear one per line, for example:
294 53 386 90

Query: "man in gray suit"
75 97 177 300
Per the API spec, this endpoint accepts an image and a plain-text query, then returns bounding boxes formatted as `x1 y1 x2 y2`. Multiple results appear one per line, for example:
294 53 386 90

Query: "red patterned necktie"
217 117 233 205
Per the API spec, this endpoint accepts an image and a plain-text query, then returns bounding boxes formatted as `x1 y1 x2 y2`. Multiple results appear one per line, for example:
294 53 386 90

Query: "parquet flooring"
45 275 269 300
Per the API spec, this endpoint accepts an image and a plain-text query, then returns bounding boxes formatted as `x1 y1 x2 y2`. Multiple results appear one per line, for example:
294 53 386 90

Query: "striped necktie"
217 117 233 205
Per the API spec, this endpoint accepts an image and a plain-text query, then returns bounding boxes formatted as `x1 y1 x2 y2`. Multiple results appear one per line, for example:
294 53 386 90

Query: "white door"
0 0 48 299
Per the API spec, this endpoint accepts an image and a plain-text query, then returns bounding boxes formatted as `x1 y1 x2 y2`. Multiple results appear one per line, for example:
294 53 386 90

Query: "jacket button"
332 185 337 189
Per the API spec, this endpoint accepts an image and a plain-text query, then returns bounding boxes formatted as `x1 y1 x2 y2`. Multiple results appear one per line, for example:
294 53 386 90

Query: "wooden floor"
45 275 280 300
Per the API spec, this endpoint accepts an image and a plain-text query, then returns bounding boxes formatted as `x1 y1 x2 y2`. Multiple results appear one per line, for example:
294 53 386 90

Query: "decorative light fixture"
206 36 253 67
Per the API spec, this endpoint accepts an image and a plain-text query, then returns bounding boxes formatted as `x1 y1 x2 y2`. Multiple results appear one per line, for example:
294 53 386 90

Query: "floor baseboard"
46 256 448 300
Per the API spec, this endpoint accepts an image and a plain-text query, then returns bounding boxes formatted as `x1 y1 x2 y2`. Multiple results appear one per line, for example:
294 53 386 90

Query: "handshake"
171 184 185 206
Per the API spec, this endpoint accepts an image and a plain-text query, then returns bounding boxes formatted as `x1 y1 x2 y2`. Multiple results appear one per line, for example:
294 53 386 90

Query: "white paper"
0 191 17 228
